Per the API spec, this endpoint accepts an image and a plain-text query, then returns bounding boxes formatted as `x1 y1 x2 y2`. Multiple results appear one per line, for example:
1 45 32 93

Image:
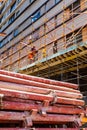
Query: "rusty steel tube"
0 70 78 89
34 129 79 130
0 111 78 123
0 81 82 99
0 74 80 94
0 128 79 130
35 129 79 130
1 101 84 114
0 88 84 106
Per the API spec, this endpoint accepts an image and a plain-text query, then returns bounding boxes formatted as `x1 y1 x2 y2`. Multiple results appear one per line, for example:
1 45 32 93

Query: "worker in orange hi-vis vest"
28 51 34 60
28 46 38 63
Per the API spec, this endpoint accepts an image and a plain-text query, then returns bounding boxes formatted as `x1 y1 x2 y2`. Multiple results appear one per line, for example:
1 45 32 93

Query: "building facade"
0 0 87 92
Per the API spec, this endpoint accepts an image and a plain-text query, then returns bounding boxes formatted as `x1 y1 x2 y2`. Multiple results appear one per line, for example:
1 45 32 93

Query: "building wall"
0 0 87 71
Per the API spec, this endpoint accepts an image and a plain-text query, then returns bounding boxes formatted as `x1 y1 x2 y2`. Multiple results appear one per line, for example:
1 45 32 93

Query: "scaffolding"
0 0 87 90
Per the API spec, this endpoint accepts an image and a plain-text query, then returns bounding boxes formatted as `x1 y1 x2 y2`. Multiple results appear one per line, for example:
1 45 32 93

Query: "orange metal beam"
0 101 83 114
0 81 82 99
0 111 78 123
0 87 84 106
0 128 79 130
0 70 78 89
0 74 80 94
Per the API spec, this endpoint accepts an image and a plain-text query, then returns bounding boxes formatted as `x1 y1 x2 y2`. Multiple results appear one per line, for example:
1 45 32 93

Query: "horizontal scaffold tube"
1 101 84 114
0 74 80 94
0 81 82 99
0 70 78 89
0 111 78 123
0 128 79 130
0 88 84 106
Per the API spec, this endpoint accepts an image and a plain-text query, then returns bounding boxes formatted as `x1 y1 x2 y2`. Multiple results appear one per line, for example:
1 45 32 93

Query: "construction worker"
31 46 38 61
53 42 58 54
28 51 33 60
28 46 38 63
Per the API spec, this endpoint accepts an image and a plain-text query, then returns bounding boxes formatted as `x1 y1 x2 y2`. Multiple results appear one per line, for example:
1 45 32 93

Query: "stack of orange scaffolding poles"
0 70 78 89
0 70 84 129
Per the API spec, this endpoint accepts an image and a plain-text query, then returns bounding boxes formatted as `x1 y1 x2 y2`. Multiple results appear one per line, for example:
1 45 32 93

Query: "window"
16 10 20 16
0 4 5 13
31 10 40 22
13 29 19 37
30 0 34 3
73 0 80 14
17 0 21 4
0 16 3 23
55 0 61 4
73 0 80 8
0 42 3 48
10 2 16 12
9 14 15 24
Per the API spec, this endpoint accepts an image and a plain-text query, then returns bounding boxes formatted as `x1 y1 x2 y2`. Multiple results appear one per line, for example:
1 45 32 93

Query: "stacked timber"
0 70 84 129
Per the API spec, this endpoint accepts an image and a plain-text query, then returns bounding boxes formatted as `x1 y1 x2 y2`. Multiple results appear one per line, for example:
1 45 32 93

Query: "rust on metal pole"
0 111 78 123
0 74 80 93
0 70 78 89
0 81 82 99
0 128 79 130
0 101 84 114
0 88 84 106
